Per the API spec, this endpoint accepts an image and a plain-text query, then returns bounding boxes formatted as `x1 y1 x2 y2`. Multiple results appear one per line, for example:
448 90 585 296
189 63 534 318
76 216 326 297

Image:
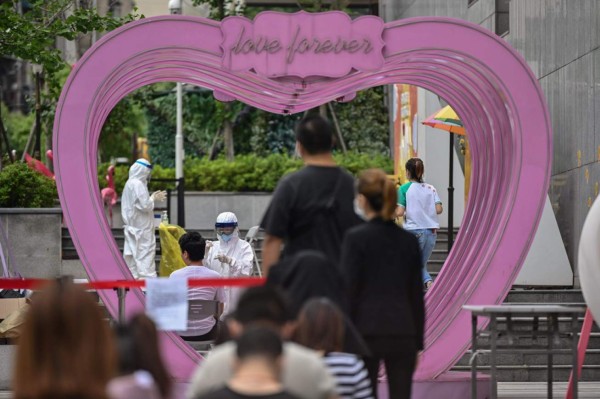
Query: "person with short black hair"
171 232 226 341
260 114 362 275
197 327 298 399
187 286 337 399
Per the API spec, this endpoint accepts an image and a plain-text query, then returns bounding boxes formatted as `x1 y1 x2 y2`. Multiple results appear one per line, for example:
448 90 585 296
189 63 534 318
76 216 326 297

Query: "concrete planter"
0 208 63 279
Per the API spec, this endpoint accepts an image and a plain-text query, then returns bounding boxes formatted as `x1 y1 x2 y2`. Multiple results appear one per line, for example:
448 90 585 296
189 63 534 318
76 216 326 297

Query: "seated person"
197 327 299 399
186 286 337 399
171 232 226 341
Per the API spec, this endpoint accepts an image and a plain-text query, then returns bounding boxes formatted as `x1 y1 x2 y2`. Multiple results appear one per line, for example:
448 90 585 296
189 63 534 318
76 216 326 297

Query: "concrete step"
451 364 600 382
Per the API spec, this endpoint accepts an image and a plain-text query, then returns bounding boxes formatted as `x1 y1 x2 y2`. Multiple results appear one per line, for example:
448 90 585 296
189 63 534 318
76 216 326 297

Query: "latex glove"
150 190 167 202
216 254 232 265
205 241 214 250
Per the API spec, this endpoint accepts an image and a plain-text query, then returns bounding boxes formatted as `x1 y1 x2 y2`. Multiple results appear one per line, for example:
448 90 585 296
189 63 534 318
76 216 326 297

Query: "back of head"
236 326 283 362
294 297 344 353
295 114 334 155
14 281 116 399
405 157 424 183
357 168 398 221
114 314 172 399
179 231 206 262
233 286 290 329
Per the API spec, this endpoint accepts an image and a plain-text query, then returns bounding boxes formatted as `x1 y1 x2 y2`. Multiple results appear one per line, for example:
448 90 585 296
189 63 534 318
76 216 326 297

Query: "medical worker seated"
205 212 254 316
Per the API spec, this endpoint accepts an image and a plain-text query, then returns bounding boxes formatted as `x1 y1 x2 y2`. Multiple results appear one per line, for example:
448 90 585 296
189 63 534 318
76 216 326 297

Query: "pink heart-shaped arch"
53 15 551 381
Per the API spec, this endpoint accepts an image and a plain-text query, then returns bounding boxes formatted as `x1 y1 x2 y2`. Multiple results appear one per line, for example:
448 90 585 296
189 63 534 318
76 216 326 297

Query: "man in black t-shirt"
260 115 362 276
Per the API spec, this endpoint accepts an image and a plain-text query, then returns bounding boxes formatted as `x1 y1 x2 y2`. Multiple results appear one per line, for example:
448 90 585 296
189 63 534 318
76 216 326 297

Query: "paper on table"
146 277 188 331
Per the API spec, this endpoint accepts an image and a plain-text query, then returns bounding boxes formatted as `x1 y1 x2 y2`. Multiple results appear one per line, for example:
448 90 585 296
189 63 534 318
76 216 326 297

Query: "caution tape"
0 277 265 291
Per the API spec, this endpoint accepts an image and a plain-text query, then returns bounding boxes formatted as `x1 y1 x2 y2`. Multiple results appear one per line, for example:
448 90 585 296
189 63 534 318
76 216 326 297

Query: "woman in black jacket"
340 168 425 399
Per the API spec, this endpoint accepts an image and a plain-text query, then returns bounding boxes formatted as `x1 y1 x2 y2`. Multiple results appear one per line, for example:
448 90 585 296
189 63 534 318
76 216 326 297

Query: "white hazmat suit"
121 159 165 279
205 212 254 316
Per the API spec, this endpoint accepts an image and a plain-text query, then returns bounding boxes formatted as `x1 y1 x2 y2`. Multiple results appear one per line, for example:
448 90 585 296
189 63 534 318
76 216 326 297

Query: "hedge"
99 152 393 194
0 162 58 208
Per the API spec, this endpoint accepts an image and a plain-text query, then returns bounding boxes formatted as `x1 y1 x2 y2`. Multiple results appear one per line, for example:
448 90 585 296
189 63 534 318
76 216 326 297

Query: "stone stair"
427 229 596 382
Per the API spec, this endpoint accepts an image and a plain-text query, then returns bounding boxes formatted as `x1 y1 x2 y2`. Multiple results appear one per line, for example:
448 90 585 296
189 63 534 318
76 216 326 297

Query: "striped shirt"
323 352 374 399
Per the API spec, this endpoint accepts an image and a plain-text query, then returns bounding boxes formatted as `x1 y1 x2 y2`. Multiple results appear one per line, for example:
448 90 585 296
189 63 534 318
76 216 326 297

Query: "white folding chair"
183 299 220 354
244 225 262 277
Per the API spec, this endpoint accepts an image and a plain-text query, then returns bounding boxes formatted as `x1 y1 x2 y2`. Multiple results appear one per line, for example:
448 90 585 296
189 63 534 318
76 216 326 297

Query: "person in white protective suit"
204 212 254 316
121 159 167 279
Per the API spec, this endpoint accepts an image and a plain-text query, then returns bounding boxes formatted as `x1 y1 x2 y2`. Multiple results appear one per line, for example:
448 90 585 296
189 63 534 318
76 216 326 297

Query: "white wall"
416 88 465 228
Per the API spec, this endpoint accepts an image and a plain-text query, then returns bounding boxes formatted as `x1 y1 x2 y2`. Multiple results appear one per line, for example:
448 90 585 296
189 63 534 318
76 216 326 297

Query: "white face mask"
354 198 367 220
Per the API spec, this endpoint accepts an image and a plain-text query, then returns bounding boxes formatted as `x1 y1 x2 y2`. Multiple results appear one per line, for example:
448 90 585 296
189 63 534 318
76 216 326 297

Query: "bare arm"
396 205 405 218
436 203 443 214
261 234 283 276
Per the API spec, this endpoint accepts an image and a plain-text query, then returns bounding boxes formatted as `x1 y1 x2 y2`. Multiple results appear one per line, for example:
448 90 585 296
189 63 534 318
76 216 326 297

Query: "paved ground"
2 382 600 398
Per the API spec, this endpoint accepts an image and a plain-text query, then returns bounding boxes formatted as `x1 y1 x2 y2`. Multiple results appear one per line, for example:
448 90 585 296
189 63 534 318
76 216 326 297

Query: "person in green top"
396 158 443 290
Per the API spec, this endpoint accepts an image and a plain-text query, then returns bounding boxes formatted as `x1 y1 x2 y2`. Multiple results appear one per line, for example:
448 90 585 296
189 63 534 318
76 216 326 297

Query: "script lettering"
221 12 385 78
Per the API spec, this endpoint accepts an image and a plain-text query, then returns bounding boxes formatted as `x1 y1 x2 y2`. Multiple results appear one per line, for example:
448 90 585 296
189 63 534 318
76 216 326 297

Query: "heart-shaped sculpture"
53 13 551 381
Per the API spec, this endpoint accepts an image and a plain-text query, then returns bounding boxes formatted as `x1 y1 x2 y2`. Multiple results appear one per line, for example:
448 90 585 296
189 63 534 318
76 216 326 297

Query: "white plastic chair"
183 299 220 354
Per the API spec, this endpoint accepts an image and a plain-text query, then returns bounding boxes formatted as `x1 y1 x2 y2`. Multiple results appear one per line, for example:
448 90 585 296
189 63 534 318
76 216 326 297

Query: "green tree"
0 0 141 164
332 86 390 155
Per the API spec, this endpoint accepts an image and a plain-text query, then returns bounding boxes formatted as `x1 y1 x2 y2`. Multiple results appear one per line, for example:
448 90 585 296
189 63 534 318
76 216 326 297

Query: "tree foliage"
0 162 57 207
0 0 141 162
332 86 390 155
98 152 393 194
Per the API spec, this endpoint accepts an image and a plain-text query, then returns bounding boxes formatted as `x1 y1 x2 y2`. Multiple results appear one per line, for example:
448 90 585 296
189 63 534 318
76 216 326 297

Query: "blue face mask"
221 233 233 242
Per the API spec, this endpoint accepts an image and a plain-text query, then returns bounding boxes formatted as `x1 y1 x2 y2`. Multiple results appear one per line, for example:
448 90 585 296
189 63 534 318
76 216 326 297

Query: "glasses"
216 226 235 235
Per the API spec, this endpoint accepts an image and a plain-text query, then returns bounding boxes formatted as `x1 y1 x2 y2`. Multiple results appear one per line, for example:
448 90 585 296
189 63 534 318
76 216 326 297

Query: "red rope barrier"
0 277 266 291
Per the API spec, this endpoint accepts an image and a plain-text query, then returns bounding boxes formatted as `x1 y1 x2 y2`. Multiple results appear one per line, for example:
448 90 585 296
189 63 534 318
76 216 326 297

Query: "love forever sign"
221 12 385 77
53 12 552 382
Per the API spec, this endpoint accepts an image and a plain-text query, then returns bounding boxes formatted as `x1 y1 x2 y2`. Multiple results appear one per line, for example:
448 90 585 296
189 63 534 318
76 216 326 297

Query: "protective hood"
128 158 152 183
215 212 240 245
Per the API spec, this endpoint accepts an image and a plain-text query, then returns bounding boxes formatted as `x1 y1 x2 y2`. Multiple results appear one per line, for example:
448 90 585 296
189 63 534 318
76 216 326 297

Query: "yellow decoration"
585 168 590 183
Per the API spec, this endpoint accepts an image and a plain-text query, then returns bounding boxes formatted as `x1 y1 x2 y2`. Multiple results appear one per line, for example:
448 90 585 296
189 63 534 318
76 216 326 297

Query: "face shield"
215 212 239 243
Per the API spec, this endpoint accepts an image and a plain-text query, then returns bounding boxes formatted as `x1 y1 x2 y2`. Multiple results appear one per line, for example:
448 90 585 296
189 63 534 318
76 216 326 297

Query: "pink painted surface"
221 11 385 78
52 14 552 382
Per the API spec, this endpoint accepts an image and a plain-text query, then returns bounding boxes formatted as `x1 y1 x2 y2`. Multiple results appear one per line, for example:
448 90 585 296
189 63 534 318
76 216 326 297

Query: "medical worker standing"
121 159 166 279
205 212 254 316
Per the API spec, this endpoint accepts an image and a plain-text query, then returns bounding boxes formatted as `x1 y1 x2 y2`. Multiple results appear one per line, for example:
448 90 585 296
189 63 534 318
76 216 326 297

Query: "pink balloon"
53 13 552 381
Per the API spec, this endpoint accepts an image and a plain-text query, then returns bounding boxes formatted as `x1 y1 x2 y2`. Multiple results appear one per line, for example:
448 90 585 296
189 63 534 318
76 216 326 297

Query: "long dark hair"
294 298 344 353
114 314 172 399
405 158 425 183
